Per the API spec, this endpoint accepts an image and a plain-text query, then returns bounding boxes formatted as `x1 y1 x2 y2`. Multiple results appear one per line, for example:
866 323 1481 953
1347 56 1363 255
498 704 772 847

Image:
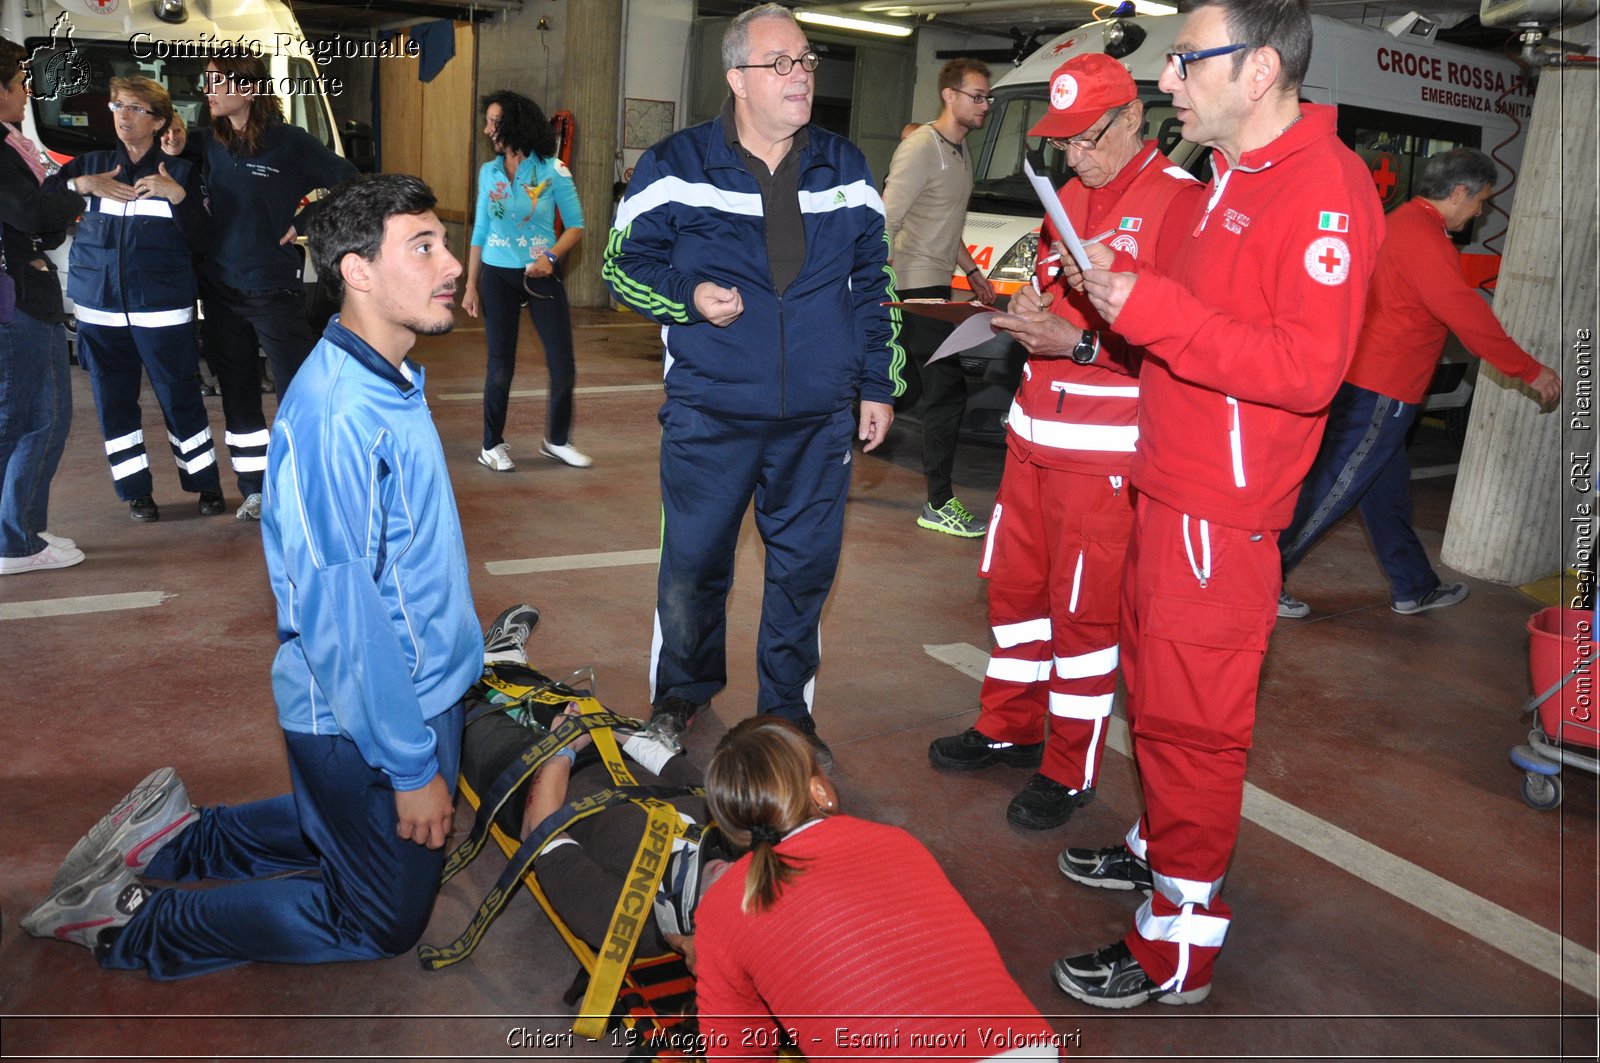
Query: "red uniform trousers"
1118 493 1278 992
975 451 1133 791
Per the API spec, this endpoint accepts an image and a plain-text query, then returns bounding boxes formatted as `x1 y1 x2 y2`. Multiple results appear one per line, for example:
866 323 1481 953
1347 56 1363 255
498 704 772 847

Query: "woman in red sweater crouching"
694 716 1062 1060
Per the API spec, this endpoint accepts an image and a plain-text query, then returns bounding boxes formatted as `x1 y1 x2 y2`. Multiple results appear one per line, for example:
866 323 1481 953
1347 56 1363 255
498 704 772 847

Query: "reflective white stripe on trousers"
992 617 1051 649
75 305 194 328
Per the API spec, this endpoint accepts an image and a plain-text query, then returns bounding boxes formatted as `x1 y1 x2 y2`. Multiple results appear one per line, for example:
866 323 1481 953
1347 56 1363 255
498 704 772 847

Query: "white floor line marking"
0 591 173 621
485 548 659 576
925 641 1599 997
437 383 660 402
1411 463 1460 480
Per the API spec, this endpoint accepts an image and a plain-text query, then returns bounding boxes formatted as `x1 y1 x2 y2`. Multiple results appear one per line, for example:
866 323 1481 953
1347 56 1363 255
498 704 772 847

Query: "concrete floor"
1 307 1596 1061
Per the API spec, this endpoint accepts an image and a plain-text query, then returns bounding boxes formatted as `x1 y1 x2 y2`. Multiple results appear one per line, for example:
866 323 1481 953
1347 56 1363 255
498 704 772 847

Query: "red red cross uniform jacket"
976 142 1201 793
1346 196 1541 404
1108 104 1383 993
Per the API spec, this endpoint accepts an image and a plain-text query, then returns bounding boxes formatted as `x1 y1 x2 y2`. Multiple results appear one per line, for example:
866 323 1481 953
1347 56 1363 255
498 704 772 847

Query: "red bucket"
1528 606 1600 750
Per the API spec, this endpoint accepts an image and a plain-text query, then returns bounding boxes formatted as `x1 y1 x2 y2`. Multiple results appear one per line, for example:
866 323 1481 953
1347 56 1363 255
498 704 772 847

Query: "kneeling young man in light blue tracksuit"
22 174 484 978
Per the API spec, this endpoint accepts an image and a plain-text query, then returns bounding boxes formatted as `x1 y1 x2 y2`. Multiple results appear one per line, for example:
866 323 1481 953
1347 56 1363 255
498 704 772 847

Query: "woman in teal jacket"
463 91 588 471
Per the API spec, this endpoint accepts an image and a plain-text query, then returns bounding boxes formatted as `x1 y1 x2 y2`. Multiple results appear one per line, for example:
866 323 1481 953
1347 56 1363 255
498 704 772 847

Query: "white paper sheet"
1023 156 1091 274
927 310 1003 363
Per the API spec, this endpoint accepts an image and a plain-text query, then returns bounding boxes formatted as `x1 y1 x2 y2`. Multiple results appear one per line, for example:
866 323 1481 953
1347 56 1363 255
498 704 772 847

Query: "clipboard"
884 300 1003 363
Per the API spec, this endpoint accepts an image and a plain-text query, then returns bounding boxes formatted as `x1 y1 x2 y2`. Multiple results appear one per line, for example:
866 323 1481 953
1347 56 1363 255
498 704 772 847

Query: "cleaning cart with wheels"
1509 603 1600 810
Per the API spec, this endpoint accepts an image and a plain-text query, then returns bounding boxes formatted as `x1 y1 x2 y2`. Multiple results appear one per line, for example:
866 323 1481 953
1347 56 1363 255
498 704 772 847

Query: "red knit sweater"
1345 197 1540 404
693 816 1058 1060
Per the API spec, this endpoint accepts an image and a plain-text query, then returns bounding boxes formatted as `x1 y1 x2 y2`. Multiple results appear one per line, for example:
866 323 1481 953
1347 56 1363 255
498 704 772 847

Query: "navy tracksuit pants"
77 319 220 502
101 704 462 980
651 401 855 720
1279 381 1441 604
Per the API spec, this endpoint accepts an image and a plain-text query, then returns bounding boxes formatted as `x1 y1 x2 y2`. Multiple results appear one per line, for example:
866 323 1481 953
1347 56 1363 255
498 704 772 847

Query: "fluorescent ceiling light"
795 11 914 37
1130 1 1179 13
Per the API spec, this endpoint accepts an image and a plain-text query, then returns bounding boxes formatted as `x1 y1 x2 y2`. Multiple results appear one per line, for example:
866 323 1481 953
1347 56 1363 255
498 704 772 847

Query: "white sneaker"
540 439 592 468
235 493 262 521
40 531 76 550
0 543 85 575
478 444 514 472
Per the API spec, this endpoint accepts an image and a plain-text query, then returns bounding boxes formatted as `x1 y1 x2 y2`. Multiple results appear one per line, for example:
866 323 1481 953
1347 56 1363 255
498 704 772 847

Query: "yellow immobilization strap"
418 784 700 971
439 710 640 884
572 799 685 1041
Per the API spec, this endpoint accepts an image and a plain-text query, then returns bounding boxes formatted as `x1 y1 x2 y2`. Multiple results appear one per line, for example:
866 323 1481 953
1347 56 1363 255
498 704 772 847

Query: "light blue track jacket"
263 317 483 791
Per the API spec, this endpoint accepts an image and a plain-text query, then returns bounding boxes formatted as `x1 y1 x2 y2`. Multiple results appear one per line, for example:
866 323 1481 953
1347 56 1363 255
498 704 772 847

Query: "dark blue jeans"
102 703 463 980
0 310 71 558
479 264 576 449
1279 381 1440 604
652 402 854 718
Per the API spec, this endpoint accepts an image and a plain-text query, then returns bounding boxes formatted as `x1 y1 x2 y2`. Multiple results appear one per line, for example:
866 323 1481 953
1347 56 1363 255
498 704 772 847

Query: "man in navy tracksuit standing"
604 3 904 766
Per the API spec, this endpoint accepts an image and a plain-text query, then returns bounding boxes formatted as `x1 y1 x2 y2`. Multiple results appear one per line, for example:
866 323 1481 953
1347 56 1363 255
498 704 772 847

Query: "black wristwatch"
1071 329 1100 366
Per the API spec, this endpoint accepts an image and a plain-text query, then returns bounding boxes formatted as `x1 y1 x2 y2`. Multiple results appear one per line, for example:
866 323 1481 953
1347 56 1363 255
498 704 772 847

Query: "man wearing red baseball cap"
929 53 1201 837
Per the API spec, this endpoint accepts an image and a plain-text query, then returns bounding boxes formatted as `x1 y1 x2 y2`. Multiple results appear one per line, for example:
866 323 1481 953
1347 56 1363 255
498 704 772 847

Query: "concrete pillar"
1440 68 1598 589
562 0 623 308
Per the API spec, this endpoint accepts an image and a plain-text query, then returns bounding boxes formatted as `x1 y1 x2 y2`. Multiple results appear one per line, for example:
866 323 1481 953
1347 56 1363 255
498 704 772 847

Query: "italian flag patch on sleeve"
1318 211 1349 232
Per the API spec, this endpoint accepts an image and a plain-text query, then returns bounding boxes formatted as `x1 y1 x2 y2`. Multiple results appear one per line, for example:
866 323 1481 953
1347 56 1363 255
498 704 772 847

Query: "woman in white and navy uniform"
43 75 220 522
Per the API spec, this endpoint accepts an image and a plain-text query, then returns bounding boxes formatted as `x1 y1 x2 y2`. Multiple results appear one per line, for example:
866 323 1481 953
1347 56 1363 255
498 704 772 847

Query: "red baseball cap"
1027 54 1137 139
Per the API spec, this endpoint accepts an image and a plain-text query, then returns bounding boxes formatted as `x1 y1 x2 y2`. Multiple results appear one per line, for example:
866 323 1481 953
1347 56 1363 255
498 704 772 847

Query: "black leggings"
479 264 576 450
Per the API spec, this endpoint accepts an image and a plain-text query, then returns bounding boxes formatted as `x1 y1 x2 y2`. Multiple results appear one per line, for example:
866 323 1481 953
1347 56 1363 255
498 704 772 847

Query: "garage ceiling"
286 0 1557 55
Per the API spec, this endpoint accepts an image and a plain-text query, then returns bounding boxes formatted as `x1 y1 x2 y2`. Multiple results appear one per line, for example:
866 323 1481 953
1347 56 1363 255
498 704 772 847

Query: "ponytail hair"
705 717 820 914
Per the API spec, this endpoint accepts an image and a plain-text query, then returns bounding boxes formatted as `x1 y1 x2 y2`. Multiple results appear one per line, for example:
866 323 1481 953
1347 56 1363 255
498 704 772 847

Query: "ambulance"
944 12 1537 443
2 0 347 317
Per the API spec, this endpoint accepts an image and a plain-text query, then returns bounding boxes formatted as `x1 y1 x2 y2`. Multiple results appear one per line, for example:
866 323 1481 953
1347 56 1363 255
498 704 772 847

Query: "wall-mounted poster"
623 99 675 150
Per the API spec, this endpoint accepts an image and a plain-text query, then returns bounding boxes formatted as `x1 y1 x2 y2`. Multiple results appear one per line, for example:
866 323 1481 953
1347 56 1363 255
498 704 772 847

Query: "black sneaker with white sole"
1057 843 1153 893
1391 581 1469 615
483 603 540 664
1052 940 1211 1009
928 728 1044 771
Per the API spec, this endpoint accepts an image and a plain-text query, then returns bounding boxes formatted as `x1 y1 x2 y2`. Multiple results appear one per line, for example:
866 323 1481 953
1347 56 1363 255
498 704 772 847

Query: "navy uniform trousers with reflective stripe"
100 704 463 980
75 312 220 502
651 400 856 720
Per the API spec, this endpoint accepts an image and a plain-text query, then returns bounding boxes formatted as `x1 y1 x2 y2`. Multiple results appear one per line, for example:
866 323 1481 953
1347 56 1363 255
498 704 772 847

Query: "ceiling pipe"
1479 0 1597 28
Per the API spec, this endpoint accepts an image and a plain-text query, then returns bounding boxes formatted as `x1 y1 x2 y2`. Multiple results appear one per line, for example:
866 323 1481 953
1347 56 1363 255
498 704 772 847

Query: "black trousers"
897 284 968 506
199 277 316 497
478 264 577 450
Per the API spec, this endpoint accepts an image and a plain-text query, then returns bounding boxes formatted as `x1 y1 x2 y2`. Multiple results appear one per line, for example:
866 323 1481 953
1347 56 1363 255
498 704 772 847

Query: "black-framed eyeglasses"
1049 114 1117 153
952 88 994 106
1166 43 1250 80
107 101 158 118
735 51 820 76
